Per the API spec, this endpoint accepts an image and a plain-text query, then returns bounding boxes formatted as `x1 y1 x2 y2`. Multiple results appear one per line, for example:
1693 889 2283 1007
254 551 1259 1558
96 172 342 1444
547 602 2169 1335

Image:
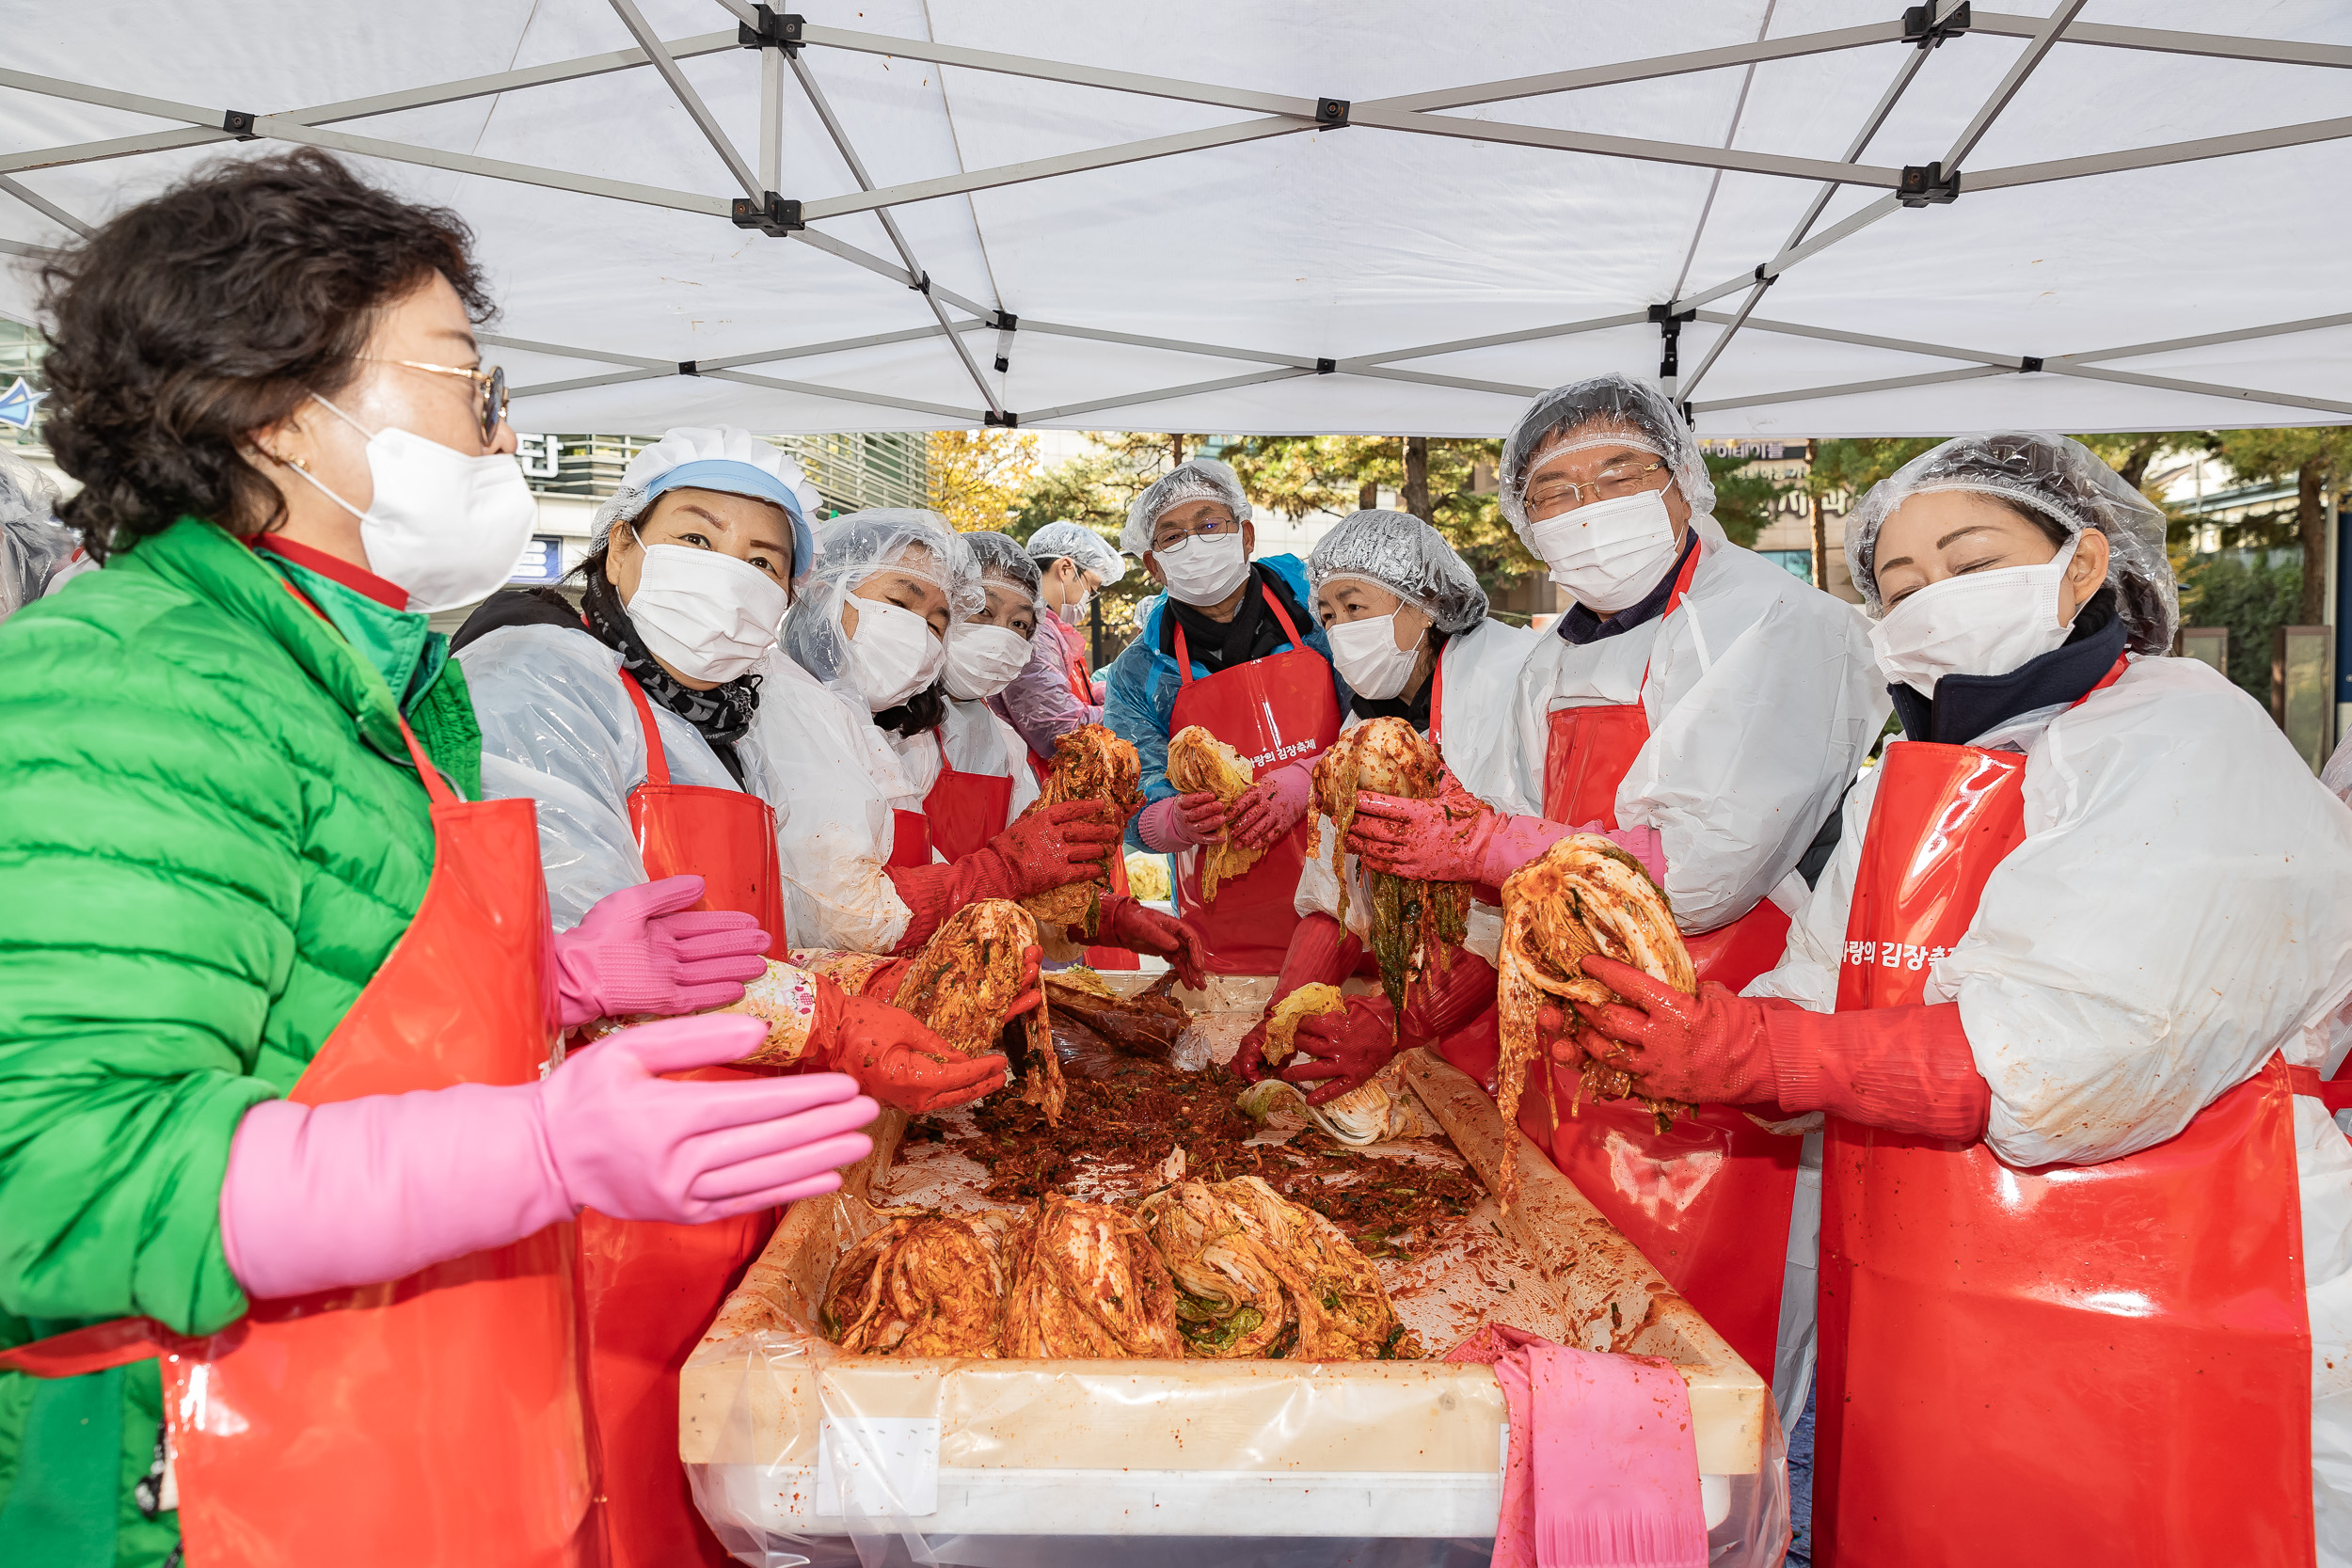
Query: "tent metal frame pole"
1941 0 2088 170
1330 107 1911 188
700 366 982 422
0 174 91 237
1692 364 2011 414
1023 367 1313 423
802 23 1324 119
784 54 1007 420
1360 21 1905 114
2042 363 2352 420
1017 317 1318 370
0 126 234 176
607 0 765 200
1677 39 1935 400
253 120 734 215
1341 312 1653 371
796 117 1311 223
1966 11 2352 69
1706 311 2026 368
758 41 785 192
0 236 57 260
1348 365 1545 399
1969 116 2352 191
2050 311 2352 367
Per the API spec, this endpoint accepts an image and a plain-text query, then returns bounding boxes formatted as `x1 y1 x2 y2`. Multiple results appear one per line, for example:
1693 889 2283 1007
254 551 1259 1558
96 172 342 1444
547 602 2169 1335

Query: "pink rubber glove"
1227 760 1314 851
219 1015 878 1301
554 874 771 1028
1347 790 1574 885
1282 994 1400 1106
1136 791 1229 852
1584 823 1667 887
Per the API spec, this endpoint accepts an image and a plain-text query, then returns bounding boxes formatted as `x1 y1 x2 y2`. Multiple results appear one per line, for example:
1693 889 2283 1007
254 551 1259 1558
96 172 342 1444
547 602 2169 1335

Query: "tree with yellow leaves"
926 428 1041 532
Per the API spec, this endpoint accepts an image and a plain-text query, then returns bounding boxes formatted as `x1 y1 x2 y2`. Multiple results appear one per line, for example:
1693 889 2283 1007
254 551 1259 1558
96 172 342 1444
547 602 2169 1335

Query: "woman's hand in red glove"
1002 943 1045 1023
987 801 1121 898
1280 996 1399 1107
1096 897 1208 990
810 974 1009 1114
1227 760 1314 850
1568 956 1772 1104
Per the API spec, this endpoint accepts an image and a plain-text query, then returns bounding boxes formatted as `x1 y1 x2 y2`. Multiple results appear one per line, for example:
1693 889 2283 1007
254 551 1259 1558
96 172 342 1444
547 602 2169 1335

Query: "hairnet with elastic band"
1306 509 1489 634
1025 518 1126 585
1499 373 1716 550
1844 432 2178 655
591 426 821 586
781 508 981 705
1120 457 1252 557
963 529 1045 621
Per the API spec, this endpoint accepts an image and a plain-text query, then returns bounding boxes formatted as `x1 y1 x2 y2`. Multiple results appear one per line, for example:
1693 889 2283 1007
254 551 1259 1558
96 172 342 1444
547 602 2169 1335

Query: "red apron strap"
1170 579 1308 691
2076 652 2130 705
615 670 674 787
1171 621 1196 689
1260 581 1309 648
1635 534 1706 697
274 571 461 808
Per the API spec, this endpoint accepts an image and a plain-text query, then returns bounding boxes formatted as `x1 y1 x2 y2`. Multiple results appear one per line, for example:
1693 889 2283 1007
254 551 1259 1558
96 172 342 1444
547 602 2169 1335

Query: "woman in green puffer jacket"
0 150 880 1568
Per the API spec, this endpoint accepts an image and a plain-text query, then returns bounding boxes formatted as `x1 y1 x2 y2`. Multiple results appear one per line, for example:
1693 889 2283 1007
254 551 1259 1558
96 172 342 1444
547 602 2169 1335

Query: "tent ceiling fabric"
1 0 2347 438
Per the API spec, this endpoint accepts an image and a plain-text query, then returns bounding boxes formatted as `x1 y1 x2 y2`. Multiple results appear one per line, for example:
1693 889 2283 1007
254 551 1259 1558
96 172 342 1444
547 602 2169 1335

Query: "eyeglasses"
1151 516 1238 554
364 357 509 444
1524 456 1667 515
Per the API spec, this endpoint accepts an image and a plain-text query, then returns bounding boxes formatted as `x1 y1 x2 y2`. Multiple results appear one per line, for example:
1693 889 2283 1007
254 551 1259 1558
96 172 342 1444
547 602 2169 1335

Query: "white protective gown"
459 622 777 928
1496 515 1890 933
1295 617 1534 964
746 652 1039 954
1748 655 2352 1561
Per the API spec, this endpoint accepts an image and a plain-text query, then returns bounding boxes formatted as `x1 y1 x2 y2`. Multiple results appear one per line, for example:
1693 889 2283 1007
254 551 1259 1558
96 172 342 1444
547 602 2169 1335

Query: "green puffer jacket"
0 517 484 1568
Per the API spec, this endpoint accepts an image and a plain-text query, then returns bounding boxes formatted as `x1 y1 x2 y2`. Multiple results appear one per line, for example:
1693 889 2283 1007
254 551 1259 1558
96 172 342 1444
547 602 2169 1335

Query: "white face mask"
1525 487 1683 616
1153 531 1251 607
1868 537 2081 697
1326 611 1422 701
1057 592 1089 627
290 396 537 612
622 541 789 685
943 623 1032 701
846 595 945 711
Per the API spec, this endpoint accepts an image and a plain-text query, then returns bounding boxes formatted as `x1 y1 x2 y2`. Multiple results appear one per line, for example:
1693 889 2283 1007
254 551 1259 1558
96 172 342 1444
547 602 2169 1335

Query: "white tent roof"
2 1 2347 438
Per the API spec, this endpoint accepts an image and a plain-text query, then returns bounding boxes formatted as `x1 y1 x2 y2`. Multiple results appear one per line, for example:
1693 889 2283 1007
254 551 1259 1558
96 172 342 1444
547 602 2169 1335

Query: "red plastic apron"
1518 541 1801 1382
921 728 1018 864
577 673 792 1568
1168 585 1343 974
1 718 591 1567
1813 694 2314 1566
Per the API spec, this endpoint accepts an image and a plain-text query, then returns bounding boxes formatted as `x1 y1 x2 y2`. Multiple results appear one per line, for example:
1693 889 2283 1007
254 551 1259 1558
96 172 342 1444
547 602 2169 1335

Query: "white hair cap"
1120 457 1252 557
781 508 982 704
1306 509 1488 634
1845 432 2177 655
591 426 822 585
1025 519 1126 586
1499 373 1715 553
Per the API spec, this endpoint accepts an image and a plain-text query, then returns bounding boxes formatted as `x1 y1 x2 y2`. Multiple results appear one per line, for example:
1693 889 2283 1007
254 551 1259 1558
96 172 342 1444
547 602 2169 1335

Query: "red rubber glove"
1236 912 1362 1085
1136 791 1230 851
1282 995 1399 1106
1398 948 1498 1042
1095 895 1208 990
553 874 771 1028
1227 760 1314 850
1569 956 1990 1139
1594 824 1667 887
887 803 1120 953
807 974 1009 1114
863 942 1044 1026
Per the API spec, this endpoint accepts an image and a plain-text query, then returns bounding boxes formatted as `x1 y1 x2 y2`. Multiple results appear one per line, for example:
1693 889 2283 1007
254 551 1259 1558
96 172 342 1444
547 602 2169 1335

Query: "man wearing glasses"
1104 456 1345 975
1347 373 1887 1441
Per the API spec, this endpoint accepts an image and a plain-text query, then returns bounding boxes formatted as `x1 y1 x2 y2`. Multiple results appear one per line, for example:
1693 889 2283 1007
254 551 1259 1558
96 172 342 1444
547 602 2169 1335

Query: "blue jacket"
1104 553 1348 850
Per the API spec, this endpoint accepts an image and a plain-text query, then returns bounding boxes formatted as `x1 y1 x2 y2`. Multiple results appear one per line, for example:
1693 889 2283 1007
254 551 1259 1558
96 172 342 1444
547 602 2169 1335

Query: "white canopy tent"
1 0 2347 439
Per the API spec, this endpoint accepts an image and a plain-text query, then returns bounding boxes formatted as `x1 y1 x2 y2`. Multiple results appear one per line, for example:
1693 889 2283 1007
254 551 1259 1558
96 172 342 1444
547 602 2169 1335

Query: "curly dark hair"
37 149 492 561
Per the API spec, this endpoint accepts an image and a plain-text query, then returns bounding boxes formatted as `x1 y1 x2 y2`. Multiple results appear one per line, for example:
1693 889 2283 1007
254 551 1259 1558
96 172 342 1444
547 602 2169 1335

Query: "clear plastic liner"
0 447 75 625
684 1037 1788 1567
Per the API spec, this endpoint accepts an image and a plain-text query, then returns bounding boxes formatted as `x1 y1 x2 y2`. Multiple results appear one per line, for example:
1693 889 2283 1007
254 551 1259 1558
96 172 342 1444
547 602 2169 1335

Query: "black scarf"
579 569 761 786
1348 629 1450 729
1889 586 2127 745
1160 562 1311 674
